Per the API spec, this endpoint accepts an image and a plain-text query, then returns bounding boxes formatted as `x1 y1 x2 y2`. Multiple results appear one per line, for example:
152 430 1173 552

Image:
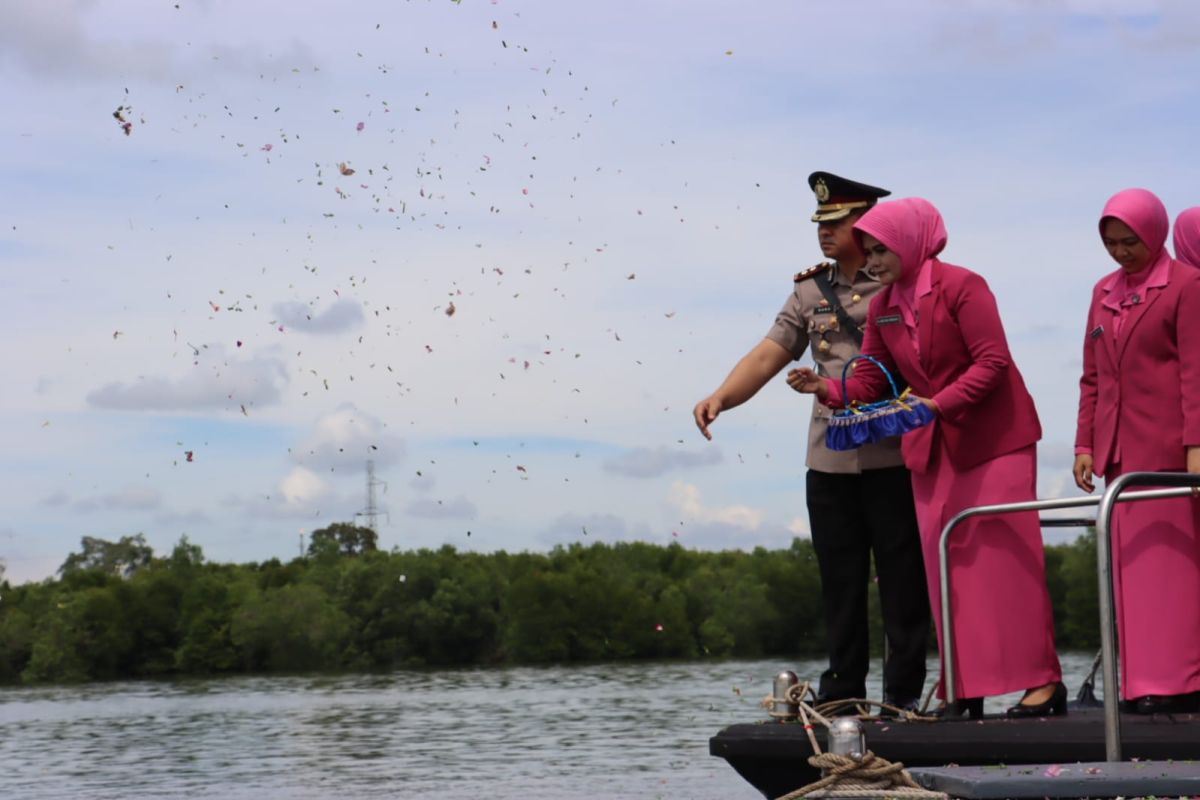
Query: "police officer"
693 172 929 711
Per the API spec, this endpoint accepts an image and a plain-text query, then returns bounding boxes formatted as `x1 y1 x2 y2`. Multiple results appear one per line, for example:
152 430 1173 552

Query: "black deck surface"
710 708 1200 799
909 761 1200 799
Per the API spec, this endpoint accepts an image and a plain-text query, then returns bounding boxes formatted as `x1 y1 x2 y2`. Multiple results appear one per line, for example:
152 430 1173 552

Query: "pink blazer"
1075 259 1200 476
827 260 1041 475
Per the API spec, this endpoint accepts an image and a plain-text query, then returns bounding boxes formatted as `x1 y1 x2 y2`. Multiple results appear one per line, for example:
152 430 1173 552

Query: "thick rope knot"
777 751 947 800
809 751 915 788
764 678 946 799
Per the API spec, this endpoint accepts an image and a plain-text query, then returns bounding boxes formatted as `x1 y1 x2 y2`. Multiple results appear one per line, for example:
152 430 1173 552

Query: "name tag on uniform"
1090 325 1104 339
876 314 902 326
812 306 835 315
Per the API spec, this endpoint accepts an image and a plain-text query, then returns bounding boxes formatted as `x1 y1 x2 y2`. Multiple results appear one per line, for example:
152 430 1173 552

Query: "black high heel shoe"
930 697 984 719
1135 692 1200 715
1006 681 1067 718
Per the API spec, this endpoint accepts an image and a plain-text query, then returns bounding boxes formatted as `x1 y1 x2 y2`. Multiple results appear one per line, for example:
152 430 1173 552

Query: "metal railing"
937 471 1200 762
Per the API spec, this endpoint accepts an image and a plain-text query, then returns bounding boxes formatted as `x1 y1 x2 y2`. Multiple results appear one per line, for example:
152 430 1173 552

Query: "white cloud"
279 466 330 507
0 0 169 79
538 511 655 546
409 472 437 492
670 519 799 550
39 490 70 508
69 486 161 513
668 481 763 530
291 404 406 471
87 354 288 412
273 299 364 335
0 0 319 81
787 516 811 538
405 495 477 520
154 509 212 526
100 485 162 510
602 445 722 478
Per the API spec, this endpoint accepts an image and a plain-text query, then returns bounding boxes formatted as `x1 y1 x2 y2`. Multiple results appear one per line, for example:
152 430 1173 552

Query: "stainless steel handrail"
940 494 1105 708
937 477 1199 758
1093 472 1200 761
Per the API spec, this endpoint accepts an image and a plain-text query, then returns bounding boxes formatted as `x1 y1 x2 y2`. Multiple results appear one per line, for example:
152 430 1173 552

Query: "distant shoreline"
0 531 1100 686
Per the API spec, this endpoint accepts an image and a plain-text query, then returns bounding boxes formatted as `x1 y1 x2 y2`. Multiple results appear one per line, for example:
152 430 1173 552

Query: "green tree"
0 606 34 682
128 568 185 674
231 583 349 671
1 534 1117 686
60 535 153 578
175 571 245 673
1056 531 1100 650
307 523 378 558
23 582 135 682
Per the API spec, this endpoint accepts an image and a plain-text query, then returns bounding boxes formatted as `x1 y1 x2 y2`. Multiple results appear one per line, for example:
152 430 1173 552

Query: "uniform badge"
814 178 830 203
876 314 902 326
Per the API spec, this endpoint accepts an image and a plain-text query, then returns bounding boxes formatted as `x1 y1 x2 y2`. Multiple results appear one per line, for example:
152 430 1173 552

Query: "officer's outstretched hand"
786 367 828 400
693 396 722 440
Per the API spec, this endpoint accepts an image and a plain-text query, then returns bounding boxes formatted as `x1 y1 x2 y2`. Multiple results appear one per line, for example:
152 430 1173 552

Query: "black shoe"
930 697 983 719
1006 682 1068 718
1135 692 1200 715
880 695 920 718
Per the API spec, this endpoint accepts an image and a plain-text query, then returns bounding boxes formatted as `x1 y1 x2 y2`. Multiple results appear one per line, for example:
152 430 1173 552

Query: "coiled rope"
762 680 948 800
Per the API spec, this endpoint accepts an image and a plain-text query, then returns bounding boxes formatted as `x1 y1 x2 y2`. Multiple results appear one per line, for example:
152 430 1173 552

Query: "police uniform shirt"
765 262 905 474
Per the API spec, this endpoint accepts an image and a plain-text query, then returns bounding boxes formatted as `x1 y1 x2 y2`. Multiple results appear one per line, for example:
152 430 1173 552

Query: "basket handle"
839 354 900 406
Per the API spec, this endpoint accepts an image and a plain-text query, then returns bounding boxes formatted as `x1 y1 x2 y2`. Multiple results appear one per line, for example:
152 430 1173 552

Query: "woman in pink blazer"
1176 206 1200 268
789 198 1063 718
1074 188 1200 714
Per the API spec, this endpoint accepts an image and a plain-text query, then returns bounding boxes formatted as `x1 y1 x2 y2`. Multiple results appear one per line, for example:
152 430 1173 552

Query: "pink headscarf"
1098 188 1172 333
1099 188 1169 262
1174 207 1200 268
854 197 947 311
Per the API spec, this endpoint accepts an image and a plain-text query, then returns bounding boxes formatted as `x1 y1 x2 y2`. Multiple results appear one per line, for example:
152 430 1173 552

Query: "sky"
3 0 1200 584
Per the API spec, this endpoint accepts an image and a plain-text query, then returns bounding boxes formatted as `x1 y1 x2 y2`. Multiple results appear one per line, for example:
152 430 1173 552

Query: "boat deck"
710 707 1200 799
908 761 1200 800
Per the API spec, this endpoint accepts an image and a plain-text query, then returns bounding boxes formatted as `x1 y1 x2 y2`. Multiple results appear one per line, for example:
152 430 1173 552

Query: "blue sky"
4 0 1200 583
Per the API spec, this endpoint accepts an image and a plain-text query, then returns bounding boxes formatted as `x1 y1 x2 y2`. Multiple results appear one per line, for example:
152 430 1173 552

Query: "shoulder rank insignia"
793 262 832 283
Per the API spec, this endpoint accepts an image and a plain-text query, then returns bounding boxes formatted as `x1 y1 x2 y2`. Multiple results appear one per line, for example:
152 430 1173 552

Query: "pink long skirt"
912 442 1062 699
1107 465 1200 699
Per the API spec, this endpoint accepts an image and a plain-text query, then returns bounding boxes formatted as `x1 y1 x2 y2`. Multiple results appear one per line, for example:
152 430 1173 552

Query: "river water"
0 653 1099 799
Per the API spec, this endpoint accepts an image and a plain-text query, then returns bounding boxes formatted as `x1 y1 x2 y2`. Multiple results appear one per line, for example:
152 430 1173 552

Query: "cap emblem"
814 178 830 203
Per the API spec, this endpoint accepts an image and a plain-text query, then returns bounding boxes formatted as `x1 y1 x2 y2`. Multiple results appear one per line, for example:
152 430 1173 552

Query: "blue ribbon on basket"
824 355 935 451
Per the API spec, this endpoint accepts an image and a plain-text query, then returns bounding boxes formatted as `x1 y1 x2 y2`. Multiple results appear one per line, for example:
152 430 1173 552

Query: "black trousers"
806 466 929 702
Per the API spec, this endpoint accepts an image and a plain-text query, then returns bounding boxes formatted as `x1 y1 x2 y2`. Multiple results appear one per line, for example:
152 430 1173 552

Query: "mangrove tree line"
0 525 1100 685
